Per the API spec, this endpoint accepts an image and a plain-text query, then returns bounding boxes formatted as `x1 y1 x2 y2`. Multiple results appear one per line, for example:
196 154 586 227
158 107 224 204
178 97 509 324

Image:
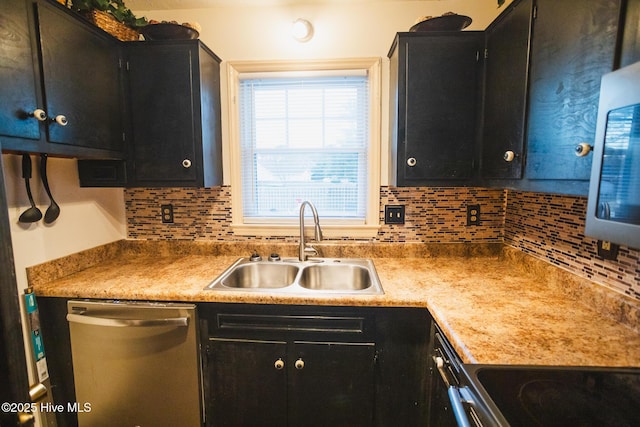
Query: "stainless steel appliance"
429 324 640 426
66 300 202 427
586 60 640 249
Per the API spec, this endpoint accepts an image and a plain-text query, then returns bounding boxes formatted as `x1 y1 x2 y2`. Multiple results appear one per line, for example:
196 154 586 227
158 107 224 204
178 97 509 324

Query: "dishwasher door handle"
66 313 189 328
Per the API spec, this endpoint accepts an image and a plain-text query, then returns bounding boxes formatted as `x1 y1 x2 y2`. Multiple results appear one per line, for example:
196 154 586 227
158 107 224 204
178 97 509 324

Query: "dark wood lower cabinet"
207 338 375 427
289 341 375 426
201 304 430 427
37 299 430 427
208 338 288 426
37 297 76 427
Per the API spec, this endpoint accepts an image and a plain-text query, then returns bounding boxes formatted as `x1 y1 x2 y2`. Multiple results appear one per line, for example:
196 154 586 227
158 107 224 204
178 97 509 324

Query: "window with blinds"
238 72 370 221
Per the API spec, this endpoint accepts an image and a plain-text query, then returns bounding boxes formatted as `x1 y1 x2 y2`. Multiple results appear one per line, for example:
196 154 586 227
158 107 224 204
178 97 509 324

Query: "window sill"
231 223 381 239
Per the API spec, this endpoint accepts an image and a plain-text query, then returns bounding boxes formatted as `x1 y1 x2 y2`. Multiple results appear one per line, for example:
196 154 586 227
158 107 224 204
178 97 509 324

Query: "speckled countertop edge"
27 239 640 367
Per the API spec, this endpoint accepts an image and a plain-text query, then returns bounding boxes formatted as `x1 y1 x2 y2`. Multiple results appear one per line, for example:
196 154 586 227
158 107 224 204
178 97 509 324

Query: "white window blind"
239 73 370 221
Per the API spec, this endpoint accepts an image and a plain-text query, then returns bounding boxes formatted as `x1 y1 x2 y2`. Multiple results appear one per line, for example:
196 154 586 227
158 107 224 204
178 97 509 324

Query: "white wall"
3 155 126 267
133 0 511 186
2 152 126 412
3 154 126 276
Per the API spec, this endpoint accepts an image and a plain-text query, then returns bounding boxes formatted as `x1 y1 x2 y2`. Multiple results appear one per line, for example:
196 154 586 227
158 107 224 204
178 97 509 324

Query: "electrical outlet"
161 204 174 223
596 240 619 260
385 205 405 224
466 204 480 226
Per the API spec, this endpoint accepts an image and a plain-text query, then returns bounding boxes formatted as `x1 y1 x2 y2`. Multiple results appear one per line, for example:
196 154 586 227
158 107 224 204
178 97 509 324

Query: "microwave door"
597 104 640 225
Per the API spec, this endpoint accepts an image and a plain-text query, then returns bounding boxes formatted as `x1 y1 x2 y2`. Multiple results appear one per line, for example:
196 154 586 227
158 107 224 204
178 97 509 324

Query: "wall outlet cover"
596 240 619 260
467 204 480 226
161 204 174 223
385 205 405 224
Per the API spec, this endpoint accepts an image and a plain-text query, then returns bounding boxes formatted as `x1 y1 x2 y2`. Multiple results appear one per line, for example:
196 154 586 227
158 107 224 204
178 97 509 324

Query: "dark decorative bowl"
140 23 199 40
410 14 472 32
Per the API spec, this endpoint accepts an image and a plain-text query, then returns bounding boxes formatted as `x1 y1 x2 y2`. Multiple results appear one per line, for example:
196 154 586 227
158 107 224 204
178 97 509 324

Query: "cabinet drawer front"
216 313 368 335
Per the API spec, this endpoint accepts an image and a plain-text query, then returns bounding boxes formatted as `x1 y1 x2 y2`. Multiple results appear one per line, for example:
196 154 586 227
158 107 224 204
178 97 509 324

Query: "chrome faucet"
299 201 323 261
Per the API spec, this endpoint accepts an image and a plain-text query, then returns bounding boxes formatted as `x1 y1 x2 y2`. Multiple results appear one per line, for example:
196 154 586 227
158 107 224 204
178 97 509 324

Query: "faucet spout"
299 201 323 261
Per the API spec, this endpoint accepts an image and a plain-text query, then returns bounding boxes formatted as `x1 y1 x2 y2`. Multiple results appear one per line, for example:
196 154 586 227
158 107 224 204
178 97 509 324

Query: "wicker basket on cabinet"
82 9 139 41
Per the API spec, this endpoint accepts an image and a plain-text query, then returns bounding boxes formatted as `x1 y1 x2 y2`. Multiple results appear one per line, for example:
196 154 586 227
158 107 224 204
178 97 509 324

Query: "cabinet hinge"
484 48 489 60
118 58 130 71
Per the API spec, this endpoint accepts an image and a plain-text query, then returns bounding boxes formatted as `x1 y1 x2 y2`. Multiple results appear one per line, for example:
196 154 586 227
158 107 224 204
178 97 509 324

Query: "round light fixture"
292 18 313 42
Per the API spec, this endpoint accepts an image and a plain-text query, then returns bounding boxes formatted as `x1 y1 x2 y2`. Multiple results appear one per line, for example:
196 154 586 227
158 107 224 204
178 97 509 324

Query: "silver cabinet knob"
274 358 285 370
31 109 47 121
182 159 192 168
53 115 68 126
503 150 516 162
575 143 593 157
294 358 304 370
406 157 417 167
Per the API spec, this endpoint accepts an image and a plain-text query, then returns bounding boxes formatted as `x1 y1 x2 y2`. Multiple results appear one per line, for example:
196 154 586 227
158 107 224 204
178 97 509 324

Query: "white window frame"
227 58 381 238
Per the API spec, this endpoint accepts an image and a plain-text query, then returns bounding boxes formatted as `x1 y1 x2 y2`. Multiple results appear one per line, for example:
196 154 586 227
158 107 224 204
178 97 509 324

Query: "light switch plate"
385 205 405 224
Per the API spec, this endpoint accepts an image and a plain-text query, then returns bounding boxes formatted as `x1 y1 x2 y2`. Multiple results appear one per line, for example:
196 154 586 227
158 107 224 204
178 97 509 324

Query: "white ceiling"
126 0 444 10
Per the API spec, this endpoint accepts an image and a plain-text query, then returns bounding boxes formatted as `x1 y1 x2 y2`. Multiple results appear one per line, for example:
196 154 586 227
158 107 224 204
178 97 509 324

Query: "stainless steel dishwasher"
66 300 202 427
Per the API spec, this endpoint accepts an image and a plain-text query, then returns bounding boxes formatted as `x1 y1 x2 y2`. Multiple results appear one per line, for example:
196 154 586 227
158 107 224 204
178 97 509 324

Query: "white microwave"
585 61 640 249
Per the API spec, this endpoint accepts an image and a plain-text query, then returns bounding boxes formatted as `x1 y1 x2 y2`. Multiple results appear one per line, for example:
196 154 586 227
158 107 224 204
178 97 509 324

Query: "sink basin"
298 264 372 291
206 257 383 295
221 263 299 289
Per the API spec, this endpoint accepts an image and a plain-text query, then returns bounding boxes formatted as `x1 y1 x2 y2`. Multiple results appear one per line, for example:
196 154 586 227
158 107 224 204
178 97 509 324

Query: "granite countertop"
28 240 640 367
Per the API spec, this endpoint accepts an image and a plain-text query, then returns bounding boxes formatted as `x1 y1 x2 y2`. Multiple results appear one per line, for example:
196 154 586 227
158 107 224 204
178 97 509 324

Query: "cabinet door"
207 338 287 427
0 0 41 141
400 33 484 183
37 0 123 152
128 43 200 185
524 0 620 182
620 0 640 67
289 341 375 427
481 0 533 179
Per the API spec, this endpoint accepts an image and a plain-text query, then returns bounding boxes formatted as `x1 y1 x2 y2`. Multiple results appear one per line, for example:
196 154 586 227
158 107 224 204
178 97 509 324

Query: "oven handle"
434 356 474 427
448 385 472 427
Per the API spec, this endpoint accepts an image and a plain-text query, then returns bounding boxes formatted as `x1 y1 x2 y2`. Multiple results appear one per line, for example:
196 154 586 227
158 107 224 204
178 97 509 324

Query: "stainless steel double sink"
205 257 384 295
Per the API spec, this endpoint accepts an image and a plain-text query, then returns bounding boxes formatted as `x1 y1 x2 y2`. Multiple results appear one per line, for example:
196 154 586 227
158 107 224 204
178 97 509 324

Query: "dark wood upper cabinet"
37 1 123 153
126 40 223 187
389 32 485 186
389 0 627 195
0 0 41 142
523 0 621 184
620 0 640 67
0 0 124 158
481 0 534 179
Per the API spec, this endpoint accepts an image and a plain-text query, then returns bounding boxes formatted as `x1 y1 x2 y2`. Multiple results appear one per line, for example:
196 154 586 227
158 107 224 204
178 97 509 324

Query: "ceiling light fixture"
292 18 313 42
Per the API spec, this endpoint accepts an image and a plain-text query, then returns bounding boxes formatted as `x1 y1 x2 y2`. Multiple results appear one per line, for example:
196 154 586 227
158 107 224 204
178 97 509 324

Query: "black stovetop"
463 365 640 427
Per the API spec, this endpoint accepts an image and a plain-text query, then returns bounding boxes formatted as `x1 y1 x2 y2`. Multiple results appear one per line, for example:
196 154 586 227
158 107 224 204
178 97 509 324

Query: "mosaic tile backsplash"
125 186 506 243
504 191 639 300
125 186 639 300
